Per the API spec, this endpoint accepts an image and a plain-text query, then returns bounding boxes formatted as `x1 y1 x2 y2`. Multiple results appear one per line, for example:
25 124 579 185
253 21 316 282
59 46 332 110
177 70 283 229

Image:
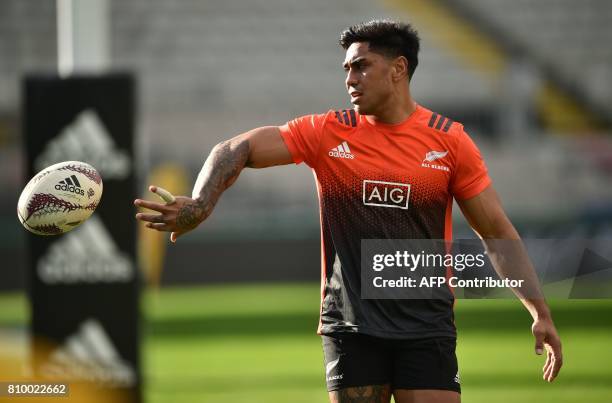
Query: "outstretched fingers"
133 185 177 212
135 185 201 242
134 198 169 213
135 213 166 223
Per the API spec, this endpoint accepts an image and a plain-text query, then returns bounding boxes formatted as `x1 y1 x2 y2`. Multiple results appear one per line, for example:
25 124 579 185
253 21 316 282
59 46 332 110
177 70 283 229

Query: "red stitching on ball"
59 164 102 184
31 224 62 234
26 193 82 220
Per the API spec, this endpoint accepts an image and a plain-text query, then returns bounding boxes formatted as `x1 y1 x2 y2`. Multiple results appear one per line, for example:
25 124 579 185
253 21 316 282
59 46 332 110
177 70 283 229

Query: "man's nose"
346 71 358 89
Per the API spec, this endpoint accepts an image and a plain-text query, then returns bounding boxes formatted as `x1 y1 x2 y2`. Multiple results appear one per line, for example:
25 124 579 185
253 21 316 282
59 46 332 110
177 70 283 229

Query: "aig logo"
362 180 411 209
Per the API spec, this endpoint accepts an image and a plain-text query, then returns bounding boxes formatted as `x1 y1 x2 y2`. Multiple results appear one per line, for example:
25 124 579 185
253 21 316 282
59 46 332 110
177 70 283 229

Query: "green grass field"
1 284 611 402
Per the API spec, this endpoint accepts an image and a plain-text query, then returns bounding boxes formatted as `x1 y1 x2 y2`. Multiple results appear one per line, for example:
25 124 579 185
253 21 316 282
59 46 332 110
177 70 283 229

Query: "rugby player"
135 19 562 403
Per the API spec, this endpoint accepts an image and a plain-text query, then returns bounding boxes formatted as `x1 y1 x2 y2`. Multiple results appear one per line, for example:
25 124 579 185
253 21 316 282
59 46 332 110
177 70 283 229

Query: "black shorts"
322 333 460 393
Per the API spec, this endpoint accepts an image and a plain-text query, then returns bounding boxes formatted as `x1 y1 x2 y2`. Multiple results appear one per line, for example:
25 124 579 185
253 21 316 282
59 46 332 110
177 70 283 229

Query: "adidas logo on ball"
55 175 85 196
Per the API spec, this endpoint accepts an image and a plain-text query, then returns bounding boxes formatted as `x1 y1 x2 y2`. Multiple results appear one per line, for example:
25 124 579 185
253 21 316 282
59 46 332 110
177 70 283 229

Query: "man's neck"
367 95 417 125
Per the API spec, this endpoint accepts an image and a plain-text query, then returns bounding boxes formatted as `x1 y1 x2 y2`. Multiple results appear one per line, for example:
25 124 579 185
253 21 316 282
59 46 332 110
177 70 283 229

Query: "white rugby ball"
17 161 103 235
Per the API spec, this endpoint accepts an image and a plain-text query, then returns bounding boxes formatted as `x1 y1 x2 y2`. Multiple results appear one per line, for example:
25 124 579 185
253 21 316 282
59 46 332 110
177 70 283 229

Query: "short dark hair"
339 19 420 80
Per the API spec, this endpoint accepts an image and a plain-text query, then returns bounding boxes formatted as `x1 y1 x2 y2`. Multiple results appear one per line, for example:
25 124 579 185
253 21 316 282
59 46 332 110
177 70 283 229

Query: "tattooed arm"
134 126 293 242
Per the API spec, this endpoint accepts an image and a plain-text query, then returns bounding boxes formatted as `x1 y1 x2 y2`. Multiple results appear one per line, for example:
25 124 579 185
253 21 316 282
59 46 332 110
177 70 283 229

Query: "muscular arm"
134 126 293 241
457 185 563 382
457 186 544 306
187 126 293 223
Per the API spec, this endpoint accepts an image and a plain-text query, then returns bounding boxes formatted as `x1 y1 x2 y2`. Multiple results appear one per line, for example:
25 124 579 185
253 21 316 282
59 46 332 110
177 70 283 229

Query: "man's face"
343 42 395 115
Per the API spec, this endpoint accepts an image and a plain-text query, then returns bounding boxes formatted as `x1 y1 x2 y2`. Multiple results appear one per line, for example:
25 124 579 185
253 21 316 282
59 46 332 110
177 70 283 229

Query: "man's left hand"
532 317 563 382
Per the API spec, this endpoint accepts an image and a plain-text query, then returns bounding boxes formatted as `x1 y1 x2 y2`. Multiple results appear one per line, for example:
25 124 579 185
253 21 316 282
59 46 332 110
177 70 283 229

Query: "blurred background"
1 0 611 402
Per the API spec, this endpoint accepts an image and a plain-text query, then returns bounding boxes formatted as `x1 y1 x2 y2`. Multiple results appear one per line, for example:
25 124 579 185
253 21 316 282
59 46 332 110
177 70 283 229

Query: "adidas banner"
23 74 141 402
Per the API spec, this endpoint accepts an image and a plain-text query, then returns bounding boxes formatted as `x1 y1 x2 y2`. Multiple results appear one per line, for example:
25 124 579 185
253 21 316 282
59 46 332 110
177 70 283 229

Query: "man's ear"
392 56 410 82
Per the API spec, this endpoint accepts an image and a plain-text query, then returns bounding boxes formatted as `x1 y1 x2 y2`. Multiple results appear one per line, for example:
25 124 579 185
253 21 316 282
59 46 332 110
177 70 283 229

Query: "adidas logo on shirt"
55 175 85 196
329 141 355 159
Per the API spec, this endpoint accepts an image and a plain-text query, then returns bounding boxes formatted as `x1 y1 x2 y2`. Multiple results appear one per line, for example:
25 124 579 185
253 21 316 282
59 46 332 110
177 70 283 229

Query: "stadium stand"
1 0 612 288
447 0 612 130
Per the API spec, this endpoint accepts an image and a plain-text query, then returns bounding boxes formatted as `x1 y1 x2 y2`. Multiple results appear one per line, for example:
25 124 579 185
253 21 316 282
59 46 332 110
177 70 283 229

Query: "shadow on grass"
147 304 612 339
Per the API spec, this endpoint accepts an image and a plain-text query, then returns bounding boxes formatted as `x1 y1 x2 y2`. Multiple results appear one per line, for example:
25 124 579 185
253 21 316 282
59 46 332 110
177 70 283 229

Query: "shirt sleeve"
450 128 492 200
279 113 327 168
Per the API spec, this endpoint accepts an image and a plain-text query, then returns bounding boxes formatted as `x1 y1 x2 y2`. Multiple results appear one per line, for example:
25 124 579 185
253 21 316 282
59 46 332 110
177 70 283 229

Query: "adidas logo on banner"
41 318 136 387
35 109 131 179
328 141 355 159
55 175 84 196
37 215 134 284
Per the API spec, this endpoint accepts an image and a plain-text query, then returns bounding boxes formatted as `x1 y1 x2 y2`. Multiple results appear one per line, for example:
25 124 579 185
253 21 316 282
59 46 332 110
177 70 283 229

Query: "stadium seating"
0 0 611 247
455 0 612 115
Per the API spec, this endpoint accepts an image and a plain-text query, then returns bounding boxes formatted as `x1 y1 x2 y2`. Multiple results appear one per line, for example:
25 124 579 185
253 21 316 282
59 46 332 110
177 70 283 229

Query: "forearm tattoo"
177 139 249 230
330 385 391 403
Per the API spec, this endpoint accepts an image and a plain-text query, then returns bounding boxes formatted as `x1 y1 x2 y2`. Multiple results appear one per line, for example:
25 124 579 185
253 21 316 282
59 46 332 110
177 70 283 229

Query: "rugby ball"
17 161 103 235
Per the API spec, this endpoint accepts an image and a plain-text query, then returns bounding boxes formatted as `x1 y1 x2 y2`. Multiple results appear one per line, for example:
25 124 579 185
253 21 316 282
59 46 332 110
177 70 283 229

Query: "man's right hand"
134 185 207 242
135 126 293 242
